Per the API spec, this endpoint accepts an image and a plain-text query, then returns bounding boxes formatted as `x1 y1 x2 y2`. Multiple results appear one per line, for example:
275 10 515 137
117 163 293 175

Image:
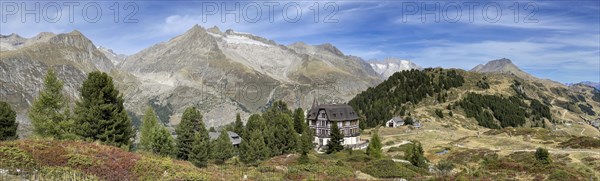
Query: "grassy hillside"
0 139 426 180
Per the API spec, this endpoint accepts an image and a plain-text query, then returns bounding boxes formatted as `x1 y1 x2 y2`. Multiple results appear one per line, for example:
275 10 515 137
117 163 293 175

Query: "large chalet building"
306 99 361 148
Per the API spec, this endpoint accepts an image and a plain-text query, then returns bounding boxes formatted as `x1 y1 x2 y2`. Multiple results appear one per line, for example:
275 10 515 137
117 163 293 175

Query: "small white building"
386 117 404 128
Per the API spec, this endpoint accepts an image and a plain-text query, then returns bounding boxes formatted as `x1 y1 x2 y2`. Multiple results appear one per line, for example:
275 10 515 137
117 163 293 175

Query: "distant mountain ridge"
368 58 421 79
566 81 600 90
470 58 534 79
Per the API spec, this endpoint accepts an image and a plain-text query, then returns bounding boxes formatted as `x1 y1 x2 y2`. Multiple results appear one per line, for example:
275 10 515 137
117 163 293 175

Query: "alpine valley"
2 25 600 180
1 25 598 137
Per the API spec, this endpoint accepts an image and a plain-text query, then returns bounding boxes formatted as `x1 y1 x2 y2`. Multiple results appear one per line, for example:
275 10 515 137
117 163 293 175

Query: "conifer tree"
245 114 265 133
535 147 551 164
409 142 427 168
233 113 244 138
240 130 268 165
74 71 133 148
139 107 159 151
29 69 70 138
366 130 383 158
211 129 234 163
326 123 344 154
0 101 17 140
299 123 314 154
190 131 211 167
293 108 305 134
175 107 204 160
151 126 176 157
268 113 298 155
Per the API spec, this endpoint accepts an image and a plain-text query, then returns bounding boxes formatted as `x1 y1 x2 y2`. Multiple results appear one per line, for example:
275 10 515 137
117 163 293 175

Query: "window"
333 113 336 117
321 113 326 118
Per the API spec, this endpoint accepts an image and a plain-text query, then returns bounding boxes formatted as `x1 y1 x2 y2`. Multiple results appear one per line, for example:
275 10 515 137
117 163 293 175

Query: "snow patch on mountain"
369 58 421 79
222 35 273 47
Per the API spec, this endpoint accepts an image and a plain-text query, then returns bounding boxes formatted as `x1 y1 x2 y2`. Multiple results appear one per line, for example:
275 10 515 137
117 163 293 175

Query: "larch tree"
139 107 159 152
366 130 382 158
29 69 72 138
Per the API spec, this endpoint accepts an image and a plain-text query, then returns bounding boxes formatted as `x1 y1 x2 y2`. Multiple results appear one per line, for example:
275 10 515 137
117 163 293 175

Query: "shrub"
435 160 454 176
325 165 354 179
535 148 551 164
559 137 600 149
549 169 578 181
363 159 417 178
31 166 100 181
0 146 35 171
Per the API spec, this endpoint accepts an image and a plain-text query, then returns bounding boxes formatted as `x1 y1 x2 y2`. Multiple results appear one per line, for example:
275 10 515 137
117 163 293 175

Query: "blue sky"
1 1 598 83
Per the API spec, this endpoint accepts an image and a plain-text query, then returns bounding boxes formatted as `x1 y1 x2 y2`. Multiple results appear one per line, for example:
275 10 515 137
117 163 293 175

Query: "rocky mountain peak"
1 33 22 39
470 58 542 82
207 26 223 35
470 58 520 72
48 30 96 51
316 43 344 56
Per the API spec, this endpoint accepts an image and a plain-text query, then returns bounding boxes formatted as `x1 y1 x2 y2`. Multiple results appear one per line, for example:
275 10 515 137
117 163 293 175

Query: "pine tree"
29 69 70 138
211 129 234 164
535 147 551 164
175 107 204 160
326 123 344 154
409 142 427 168
233 113 244 138
151 126 176 157
190 131 211 167
240 130 268 165
245 114 265 133
139 107 159 152
293 108 305 134
299 123 314 154
268 113 298 155
74 71 133 148
366 131 382 158
0 101 18 140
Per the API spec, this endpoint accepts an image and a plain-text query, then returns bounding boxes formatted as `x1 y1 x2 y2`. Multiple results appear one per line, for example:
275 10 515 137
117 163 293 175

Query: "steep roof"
208 131 242 145
307 104 359 121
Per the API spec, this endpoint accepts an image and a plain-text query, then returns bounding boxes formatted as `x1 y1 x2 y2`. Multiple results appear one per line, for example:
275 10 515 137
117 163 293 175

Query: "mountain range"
1 25 598 137
566 81 600 90
1 25 384 132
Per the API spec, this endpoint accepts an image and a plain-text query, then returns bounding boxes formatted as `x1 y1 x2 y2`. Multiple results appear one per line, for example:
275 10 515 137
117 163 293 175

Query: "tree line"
348 68 465 128
0 69 323 166
457 92 551 129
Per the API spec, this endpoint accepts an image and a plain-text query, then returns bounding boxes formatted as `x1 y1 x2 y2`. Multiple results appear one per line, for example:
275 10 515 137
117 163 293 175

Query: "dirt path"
454 144 599 155
382 140 412 150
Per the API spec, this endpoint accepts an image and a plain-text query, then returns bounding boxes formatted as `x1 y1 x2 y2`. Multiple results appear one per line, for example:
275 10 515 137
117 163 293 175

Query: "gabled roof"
209 131 242 145
388 117 404 123
307 104 359 121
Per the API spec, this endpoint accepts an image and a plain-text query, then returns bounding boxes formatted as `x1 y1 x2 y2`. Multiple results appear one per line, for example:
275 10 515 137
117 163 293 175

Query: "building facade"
306 101 361 148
